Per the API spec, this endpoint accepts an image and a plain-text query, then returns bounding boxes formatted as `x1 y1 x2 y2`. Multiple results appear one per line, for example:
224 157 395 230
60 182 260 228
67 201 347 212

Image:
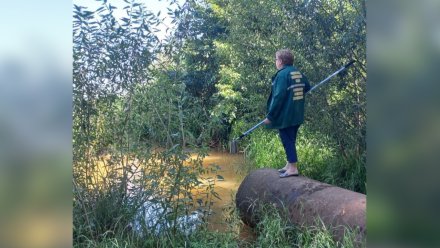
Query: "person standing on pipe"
263 49 311 178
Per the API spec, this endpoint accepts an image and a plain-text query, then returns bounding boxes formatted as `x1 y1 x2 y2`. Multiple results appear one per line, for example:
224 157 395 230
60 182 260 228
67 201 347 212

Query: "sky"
73 0 176 18
0 1 71 63
0 0 183 66
73 0 184 41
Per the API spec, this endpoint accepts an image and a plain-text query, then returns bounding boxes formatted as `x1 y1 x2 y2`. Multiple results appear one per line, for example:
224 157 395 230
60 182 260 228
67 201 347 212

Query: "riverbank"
74 150 364 247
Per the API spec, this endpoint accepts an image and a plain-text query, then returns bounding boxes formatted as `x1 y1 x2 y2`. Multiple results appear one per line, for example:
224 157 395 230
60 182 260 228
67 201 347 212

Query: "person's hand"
263 118 271 125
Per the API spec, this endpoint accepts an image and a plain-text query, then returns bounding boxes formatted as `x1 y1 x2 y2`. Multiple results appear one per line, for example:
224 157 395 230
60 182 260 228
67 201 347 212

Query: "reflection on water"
193 151 255 240
86 150 255 240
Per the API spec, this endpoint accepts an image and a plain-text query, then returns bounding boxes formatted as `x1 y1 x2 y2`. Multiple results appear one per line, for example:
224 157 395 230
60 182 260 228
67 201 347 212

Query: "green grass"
245 127 334 171
244 126 366 194
245 128 286 168
74 202 365 248
74 229 241 248
254 204 365 248
322 151 367 194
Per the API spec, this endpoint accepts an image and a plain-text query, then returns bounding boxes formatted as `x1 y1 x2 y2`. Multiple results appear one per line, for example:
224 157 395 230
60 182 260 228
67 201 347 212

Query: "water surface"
194 151 255 241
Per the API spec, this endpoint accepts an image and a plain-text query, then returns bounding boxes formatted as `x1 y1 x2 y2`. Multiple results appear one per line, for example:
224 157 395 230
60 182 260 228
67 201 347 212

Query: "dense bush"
73 0 366 246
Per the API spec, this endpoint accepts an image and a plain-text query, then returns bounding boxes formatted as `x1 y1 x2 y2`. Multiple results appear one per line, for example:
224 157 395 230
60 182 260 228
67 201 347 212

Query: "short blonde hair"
276 49 294 65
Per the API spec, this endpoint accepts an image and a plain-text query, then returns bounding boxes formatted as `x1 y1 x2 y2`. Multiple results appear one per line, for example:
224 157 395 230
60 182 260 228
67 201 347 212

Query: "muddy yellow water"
193 151 255 240
194 152 244 230
83 150 255 239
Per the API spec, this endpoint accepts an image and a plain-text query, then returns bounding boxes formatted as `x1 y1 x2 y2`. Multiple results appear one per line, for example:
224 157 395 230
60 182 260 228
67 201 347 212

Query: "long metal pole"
234 60 355 141
308 60 355 93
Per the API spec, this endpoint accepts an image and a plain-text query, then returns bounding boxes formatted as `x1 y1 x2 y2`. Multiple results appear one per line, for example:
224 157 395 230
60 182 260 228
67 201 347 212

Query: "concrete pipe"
236 169 366 242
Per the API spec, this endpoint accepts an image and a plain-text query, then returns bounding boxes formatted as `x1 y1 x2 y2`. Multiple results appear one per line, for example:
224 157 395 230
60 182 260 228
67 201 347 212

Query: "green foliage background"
73 0 366 246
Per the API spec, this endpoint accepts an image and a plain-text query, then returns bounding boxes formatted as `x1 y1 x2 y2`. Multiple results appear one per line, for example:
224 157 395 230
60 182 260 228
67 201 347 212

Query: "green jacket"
266 65 311 129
